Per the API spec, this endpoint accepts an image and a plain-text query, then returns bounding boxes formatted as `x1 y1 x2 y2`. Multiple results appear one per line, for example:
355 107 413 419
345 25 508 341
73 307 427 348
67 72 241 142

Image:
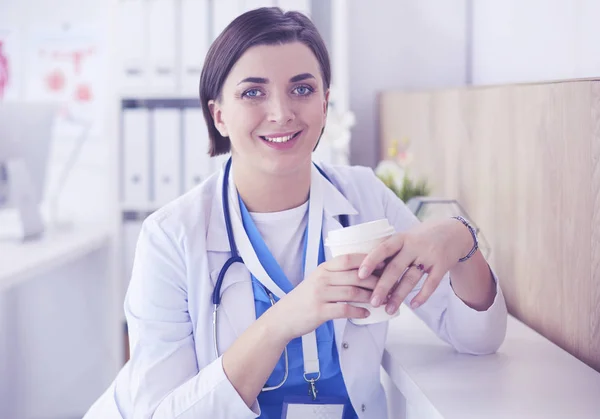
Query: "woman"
85 7 506 419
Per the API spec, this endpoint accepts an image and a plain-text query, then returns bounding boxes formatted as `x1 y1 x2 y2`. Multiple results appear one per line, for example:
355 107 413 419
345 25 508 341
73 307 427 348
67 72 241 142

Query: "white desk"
0 224 111 293
0 223 118 419
383 309 600 419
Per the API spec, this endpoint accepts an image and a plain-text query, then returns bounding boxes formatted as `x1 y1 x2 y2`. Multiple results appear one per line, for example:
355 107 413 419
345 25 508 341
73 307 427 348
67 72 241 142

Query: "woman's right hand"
266 253 379 342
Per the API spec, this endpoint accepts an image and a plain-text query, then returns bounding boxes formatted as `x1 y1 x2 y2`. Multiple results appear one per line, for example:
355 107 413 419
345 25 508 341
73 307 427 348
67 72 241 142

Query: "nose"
267 93 295 125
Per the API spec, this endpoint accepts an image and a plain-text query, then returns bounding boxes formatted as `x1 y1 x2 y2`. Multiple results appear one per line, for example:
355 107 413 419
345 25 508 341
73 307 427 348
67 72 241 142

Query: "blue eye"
293 85 313 96
243 88 263 98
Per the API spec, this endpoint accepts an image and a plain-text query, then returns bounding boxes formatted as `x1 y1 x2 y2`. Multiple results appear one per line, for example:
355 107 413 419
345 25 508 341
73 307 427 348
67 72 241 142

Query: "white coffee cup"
324 219 399 325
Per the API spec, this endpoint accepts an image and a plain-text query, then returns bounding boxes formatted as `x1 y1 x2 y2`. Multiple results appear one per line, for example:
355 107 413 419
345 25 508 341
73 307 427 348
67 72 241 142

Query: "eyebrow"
290 73 316 83
237 73 316 85
238 77 268 85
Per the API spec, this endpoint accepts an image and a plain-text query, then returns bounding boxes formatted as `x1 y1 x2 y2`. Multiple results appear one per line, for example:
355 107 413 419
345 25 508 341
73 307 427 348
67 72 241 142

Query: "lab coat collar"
206 168 229 253
205 161 358 253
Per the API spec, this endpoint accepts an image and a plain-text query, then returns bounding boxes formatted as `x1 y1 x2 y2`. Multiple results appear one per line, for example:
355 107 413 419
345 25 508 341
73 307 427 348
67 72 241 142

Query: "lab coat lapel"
205 167 256 352
317 165 359 356
226 166 288 299
208 262 256 354
323 213 350 356
206 169 233 253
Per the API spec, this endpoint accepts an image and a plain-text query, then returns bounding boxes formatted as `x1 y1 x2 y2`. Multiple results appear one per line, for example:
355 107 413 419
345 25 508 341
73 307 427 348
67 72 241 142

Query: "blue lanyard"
237 196 355 418
238 195 325 299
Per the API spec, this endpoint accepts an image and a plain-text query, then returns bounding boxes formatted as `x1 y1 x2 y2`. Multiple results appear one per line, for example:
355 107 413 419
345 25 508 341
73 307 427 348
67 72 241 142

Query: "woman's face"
209 42 329 177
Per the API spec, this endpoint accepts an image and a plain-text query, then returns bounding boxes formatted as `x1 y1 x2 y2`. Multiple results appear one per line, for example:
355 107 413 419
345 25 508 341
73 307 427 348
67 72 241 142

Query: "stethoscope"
211 157 348 392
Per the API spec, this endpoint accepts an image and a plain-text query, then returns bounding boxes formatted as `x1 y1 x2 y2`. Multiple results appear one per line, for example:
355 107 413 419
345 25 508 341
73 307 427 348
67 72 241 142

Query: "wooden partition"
380 79 600 372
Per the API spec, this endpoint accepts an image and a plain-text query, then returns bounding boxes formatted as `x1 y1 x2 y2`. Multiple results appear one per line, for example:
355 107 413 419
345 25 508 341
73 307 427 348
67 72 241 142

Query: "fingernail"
410 300 421 309
386 303 396 315
358 266 369 279
371 296 382 307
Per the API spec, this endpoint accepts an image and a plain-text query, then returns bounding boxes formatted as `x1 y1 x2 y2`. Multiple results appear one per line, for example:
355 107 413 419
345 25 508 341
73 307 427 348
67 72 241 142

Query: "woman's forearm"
221 307 290 408
443 218 496 311
449 249 496 311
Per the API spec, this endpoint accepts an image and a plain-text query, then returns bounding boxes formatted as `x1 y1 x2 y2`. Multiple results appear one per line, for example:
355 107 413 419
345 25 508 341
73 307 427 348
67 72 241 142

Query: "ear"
323 89 330 117
208 99 229 137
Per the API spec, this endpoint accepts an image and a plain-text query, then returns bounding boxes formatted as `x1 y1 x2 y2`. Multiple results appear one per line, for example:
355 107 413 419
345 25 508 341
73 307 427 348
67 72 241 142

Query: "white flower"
317 85 356 165
375 160 405 189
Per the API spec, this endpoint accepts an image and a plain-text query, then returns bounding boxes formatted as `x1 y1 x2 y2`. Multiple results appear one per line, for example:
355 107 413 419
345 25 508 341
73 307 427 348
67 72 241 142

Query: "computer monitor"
0 102 57 240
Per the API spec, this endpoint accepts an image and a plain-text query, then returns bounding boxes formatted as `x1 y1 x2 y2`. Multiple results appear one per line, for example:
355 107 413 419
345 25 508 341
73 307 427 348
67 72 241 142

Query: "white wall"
346 0 469 167
472 0 600 85
345 0 600 167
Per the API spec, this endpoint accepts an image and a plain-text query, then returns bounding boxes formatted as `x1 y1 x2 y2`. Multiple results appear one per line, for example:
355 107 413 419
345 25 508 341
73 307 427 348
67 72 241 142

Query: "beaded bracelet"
452 215 479 262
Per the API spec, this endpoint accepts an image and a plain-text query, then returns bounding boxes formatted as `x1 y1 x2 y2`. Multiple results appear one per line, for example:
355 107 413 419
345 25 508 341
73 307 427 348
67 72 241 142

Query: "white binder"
180 0 210 95
277 0 311 16
118 0 147 91
243 0 275 10
122 108 150 207
147 0 177 92
182 109 211 191
212 0 245 39
152 108 182 205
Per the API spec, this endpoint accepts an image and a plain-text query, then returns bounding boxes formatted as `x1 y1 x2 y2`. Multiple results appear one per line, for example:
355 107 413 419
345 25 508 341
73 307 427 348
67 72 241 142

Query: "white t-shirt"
249 201 309 287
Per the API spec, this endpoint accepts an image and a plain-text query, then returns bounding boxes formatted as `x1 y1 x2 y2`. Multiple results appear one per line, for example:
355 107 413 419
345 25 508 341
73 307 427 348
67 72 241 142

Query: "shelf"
383 309 600 419
120 204 157 215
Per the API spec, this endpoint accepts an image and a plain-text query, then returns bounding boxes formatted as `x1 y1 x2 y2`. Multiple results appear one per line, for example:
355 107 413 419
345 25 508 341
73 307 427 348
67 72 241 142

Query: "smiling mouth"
260 131 302 143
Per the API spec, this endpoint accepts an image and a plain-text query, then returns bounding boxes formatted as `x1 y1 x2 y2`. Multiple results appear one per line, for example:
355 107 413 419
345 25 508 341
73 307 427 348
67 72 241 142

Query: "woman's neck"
232 159 311 213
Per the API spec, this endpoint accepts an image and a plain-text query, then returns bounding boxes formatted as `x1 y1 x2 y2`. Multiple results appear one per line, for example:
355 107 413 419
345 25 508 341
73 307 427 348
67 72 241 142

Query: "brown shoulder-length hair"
199 7 331 156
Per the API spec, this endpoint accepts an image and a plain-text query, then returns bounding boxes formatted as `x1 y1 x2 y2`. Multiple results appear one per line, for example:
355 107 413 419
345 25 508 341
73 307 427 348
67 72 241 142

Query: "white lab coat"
84 163 507 419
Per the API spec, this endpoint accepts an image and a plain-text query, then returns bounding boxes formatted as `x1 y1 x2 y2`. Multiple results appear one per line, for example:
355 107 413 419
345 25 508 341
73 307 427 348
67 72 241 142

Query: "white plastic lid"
325 219 395 247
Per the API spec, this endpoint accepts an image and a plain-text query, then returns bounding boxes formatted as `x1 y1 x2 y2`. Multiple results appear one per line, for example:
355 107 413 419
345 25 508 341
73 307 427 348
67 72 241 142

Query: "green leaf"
377 172 430 203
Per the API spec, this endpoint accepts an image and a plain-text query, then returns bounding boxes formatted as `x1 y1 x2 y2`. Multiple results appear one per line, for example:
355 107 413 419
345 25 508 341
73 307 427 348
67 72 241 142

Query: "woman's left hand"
358 217 474 314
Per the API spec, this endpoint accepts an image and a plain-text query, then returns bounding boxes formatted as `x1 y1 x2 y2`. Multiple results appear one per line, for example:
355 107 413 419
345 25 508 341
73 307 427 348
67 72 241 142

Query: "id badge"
282 395 346 419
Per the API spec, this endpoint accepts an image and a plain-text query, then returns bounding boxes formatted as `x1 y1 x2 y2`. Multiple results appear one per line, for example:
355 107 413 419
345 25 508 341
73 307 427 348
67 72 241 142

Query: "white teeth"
264 133 295 143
